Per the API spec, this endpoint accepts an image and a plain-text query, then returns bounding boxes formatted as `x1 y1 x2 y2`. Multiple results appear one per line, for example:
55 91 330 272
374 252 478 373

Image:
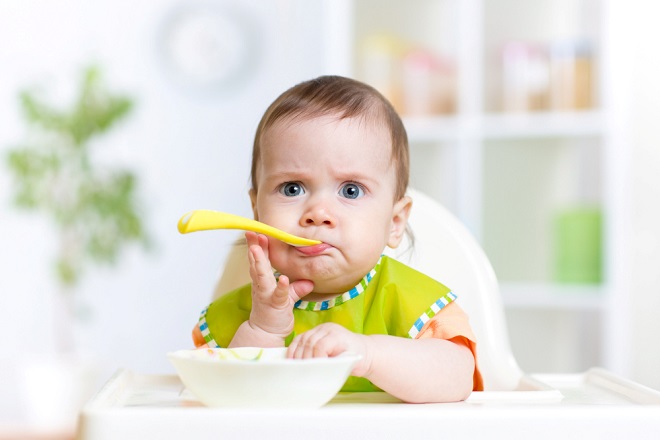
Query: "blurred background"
1 0 659 437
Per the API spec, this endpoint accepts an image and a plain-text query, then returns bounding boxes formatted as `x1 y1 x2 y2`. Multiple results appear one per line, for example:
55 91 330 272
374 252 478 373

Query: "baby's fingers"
245 232 269 259
248 244 275 295
288 325 335 359
271 275 290 308
287 323 359 361
289 279 314 303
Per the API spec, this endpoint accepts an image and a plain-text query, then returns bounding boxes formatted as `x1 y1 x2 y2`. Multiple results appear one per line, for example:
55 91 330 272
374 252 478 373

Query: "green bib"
198 256 456 392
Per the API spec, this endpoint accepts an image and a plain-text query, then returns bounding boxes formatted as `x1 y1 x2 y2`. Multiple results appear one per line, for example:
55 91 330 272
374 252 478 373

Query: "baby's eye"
340 183 364 199
279 182 305 197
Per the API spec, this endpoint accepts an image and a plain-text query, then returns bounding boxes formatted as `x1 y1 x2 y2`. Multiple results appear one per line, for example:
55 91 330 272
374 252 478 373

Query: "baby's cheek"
267 245 293 273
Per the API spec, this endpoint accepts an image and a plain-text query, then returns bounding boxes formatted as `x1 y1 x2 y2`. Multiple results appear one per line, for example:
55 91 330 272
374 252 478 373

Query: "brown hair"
250 76 409 200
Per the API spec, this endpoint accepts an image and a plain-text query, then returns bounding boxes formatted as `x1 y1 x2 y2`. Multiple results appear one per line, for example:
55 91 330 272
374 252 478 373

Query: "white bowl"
167 347 361 408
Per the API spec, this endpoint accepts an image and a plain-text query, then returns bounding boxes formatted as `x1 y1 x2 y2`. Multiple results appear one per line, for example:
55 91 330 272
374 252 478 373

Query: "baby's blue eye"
280 182 304 197
340 183 364 199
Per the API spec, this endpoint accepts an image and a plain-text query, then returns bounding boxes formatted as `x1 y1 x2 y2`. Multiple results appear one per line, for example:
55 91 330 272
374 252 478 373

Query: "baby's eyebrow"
263 170 309 182
334 169 379 185
262 168 381 187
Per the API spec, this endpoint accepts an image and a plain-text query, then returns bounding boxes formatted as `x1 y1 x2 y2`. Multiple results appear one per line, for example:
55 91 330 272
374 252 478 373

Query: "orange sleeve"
192 323 208 348
416 302 484 391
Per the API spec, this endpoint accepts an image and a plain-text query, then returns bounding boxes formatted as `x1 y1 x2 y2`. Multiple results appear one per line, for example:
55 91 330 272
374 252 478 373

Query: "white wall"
0 0 327 393
625 1 660 391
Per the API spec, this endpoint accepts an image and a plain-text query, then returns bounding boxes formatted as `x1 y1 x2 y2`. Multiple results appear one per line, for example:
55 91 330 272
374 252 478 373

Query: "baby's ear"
249 189 259 220
388 196 412 249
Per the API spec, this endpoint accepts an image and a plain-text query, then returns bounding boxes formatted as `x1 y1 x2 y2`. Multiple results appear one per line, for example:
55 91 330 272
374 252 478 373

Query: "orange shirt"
416 301 483 391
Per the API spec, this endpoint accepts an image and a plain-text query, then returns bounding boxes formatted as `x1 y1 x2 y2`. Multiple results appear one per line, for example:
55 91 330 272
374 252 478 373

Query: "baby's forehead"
261 115 394 176
267 111 391 140
261 113 393 164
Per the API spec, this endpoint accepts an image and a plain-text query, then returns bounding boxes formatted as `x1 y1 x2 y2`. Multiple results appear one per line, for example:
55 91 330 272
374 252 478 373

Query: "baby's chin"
286 269 365 296
273 253 376 293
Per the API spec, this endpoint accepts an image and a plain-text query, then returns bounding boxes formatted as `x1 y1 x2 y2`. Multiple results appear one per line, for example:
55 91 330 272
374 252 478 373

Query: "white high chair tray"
77 369 660 440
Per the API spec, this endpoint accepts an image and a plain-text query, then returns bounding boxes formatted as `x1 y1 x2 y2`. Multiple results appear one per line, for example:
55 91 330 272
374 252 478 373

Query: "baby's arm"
229 232 314 347
360 333 474 402
287 323 474 403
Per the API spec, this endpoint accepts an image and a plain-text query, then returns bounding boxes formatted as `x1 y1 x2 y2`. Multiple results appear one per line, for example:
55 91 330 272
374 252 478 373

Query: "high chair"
78 188 660 440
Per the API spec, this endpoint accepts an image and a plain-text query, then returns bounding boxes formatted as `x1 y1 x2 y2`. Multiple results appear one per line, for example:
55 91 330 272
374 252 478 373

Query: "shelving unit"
322 0 629 375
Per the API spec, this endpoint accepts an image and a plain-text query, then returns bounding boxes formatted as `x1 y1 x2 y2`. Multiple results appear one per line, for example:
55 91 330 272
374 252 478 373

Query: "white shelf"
482 111 605 140
403 116 461 143
500 282 606 311
404 110 604 143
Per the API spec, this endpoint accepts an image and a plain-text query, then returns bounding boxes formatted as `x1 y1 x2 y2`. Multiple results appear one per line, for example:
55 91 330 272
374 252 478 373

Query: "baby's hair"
250 75 410 201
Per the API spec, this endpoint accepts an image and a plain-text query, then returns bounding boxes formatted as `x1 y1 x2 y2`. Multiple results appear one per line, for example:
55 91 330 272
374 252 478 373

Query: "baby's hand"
287 323 372 377
246 231 314 339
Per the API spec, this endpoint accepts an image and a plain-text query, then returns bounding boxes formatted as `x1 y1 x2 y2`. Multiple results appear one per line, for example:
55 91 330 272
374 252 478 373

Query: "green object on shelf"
554 207 602 284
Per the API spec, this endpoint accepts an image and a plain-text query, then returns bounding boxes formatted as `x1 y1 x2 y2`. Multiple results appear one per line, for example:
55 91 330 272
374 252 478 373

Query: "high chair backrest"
212 188 523 390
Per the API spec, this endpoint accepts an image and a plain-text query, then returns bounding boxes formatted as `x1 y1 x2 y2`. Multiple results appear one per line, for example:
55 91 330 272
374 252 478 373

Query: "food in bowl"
167 347 360 408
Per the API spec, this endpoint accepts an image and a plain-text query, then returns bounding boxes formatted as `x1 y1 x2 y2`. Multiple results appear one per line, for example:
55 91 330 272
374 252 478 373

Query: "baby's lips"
296 242 332 255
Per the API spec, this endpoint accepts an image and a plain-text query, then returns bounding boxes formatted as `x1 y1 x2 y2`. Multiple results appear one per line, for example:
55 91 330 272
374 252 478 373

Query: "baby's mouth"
296 242 332 255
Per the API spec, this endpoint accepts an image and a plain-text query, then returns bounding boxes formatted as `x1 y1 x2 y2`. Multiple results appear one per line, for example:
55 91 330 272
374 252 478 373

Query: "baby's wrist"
247 320 290 345
230 320 286 348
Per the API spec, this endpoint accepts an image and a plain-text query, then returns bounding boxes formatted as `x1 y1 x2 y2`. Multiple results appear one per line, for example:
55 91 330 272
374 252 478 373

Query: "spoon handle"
178 210 321 247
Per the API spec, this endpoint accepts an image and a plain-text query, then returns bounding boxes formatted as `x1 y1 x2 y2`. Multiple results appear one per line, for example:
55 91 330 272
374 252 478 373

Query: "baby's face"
251 114 409 294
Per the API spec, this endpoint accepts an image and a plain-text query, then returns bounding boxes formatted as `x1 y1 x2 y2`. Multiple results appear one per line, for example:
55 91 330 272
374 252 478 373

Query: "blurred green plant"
5 66 148 288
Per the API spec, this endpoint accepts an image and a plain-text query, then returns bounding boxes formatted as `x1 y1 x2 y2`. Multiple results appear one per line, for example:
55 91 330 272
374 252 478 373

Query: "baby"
192 76 483 402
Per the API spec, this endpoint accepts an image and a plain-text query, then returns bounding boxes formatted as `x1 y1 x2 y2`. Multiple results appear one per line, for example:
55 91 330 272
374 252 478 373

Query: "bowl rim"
167 347 361 366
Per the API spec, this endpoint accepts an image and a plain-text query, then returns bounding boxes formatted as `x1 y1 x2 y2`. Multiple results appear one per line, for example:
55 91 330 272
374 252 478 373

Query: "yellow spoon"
177 210 322 247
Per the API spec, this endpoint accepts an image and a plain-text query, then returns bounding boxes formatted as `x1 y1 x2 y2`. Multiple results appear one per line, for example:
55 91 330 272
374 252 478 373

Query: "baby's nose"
302 201 336 226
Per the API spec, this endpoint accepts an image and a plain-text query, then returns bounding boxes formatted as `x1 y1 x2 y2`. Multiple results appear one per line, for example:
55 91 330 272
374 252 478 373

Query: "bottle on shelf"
360 33 456 117
549 39 595 111
499 39 595 113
